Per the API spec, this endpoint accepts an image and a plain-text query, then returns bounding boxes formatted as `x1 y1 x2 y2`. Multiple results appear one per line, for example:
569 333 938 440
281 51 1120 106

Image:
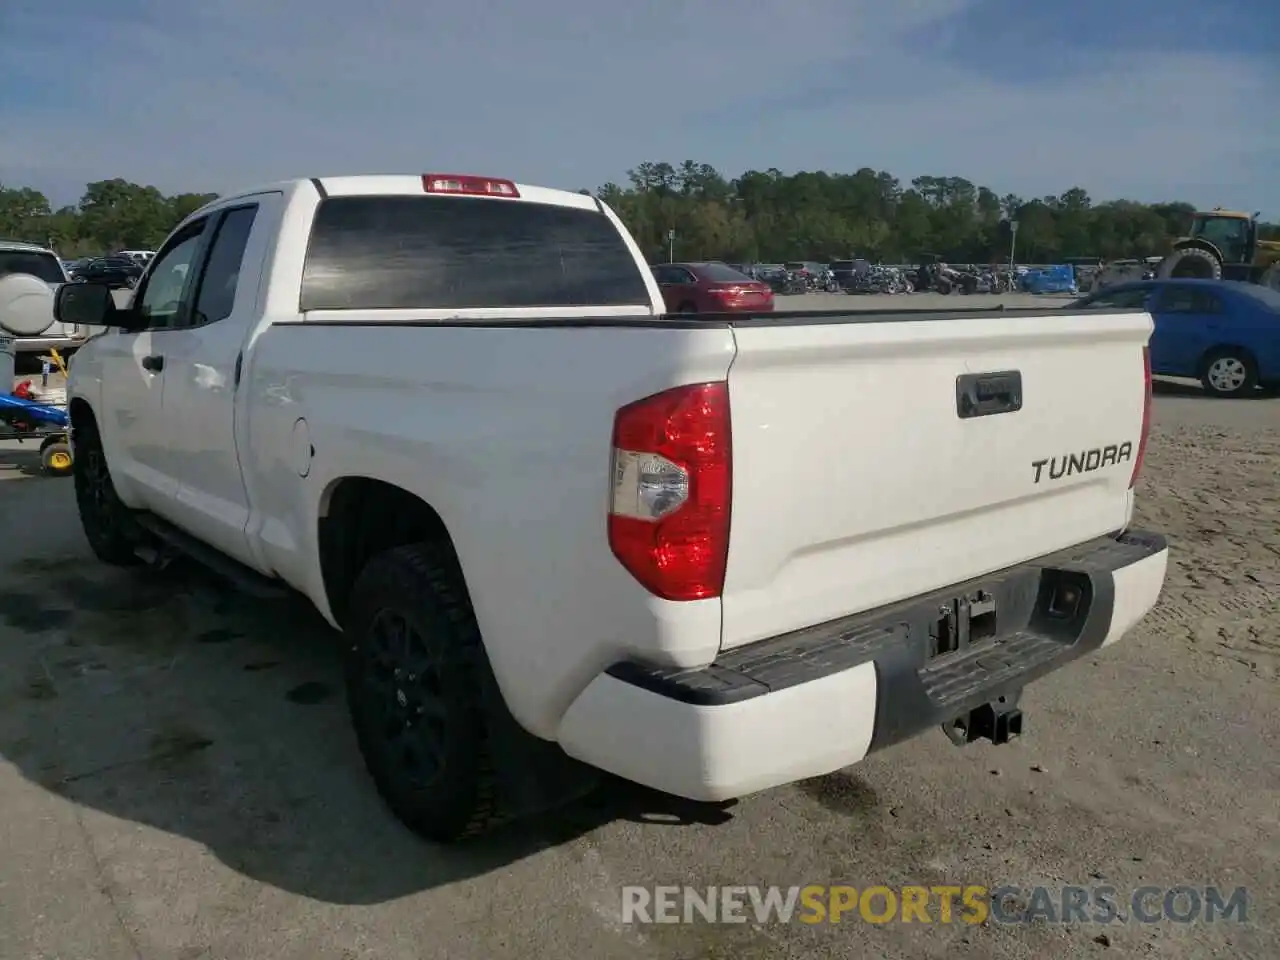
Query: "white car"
0 240 95 353
54 173 1170 842
114 249 157 265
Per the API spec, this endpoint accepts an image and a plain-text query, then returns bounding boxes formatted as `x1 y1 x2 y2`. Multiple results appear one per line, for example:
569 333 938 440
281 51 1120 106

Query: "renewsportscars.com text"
621 884 1250 925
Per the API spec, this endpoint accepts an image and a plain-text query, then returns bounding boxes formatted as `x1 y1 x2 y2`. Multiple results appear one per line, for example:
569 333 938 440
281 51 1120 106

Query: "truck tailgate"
720 309 1152 651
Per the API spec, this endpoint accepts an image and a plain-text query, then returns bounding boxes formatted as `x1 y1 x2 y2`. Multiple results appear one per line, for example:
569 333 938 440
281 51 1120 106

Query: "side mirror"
54 282 140 330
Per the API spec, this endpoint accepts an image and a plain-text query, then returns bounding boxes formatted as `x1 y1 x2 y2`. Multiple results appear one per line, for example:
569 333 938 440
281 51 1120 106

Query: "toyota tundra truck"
50 173 1169 842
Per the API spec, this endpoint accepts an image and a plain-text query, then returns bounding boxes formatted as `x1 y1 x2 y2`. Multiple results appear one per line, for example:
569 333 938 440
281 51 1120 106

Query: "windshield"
1190 216 1250 257
0 250 65 285
697 262 755 283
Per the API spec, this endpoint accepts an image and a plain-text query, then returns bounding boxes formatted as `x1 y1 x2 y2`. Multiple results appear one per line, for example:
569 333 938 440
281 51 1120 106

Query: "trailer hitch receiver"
942 697 1024 747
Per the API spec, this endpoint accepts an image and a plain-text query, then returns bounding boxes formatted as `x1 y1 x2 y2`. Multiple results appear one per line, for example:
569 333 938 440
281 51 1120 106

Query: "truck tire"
1260 264 1280 292
1158 247 1221 280
1200 347 1258 398
72 423 143 565
344 542 503 842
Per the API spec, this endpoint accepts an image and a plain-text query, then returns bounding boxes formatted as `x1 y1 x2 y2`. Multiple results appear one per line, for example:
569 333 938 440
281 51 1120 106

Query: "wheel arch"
316 475 463 628
68 396 97 436
316 474 600 817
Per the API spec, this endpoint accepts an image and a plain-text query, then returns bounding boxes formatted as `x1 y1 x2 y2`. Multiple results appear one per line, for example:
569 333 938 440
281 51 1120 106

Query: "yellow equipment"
47 347 70 378
1157 208 1280 289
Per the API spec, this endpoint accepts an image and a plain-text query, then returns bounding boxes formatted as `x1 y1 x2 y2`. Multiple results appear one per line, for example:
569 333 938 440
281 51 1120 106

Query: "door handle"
956 370 1022 419
141 354 164 372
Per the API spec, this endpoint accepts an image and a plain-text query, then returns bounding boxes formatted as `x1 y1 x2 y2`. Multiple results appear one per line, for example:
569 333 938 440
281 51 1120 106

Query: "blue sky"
2 0 1277 216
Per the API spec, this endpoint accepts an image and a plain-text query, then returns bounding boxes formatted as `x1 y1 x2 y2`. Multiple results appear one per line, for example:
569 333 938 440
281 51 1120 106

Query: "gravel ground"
1 325 1277 959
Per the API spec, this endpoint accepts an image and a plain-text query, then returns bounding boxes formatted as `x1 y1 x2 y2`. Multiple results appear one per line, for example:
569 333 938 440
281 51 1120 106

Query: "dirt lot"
1 355 1277 958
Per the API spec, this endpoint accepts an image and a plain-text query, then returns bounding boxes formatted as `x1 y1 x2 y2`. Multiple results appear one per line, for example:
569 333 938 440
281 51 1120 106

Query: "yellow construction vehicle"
1156 209 1280 289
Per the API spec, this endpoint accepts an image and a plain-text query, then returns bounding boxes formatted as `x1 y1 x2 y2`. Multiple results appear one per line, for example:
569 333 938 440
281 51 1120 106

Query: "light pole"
1008 220 1019 270
668 228 676 263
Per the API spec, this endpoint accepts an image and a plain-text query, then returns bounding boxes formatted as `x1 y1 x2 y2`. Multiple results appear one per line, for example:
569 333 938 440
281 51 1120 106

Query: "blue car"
1069 279 1280 398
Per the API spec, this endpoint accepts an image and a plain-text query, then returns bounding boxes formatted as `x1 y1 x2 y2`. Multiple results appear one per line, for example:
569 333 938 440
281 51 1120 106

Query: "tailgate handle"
957 371 1022 419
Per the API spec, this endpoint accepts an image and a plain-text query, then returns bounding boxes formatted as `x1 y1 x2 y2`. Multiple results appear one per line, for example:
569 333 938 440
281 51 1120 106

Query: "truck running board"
133 513 289 599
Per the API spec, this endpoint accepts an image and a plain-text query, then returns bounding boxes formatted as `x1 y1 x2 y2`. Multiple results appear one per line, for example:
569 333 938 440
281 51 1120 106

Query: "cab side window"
190 206 259 328
134 221 207 329
1156 288 1223 314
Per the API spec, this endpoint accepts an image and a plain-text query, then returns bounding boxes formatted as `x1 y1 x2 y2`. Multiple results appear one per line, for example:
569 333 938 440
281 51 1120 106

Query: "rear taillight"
709 285 767 300
607 383 731 601
1130 346 1152 488
422 173 519 197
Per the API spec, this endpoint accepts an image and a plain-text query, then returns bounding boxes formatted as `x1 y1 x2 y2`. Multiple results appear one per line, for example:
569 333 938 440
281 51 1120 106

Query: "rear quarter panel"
1242 299 1280 377
241 321 736 739
1153 293 1279 379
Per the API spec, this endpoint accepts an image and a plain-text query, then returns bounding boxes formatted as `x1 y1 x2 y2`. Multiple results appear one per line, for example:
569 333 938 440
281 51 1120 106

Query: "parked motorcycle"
921 262 958 294
846 264 912 294
783 271 808 295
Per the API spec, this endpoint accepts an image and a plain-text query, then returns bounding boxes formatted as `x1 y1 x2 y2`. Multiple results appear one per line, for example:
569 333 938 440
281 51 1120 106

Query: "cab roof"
0 238 55 254
1197 209 1253 220
205 175 600 213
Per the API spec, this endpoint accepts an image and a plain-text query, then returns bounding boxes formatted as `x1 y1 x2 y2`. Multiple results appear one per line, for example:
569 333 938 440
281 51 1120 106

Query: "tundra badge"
1032 443 1133 483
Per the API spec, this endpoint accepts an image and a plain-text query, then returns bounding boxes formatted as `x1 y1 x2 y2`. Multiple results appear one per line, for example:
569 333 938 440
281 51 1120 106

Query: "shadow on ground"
1152 377 1278 400
0 445 52 480
0 552 735 905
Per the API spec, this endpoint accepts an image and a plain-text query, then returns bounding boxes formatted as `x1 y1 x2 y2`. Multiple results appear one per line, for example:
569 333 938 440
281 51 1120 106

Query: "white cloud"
1 0 1276 215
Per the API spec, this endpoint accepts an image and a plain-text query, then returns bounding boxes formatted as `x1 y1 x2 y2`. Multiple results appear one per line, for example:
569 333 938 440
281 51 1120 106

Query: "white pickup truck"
52 173 1169 842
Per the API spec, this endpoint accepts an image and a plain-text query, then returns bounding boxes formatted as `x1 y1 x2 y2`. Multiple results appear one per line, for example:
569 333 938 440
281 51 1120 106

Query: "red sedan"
651 262 775 314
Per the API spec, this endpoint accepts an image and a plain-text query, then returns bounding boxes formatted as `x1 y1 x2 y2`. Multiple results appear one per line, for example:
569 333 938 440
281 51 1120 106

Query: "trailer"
1 340 72 475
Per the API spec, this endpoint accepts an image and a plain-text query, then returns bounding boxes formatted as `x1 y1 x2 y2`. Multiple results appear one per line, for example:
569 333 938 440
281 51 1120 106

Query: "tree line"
598 162 1279 265
0 179 217 257
3 166 1276 265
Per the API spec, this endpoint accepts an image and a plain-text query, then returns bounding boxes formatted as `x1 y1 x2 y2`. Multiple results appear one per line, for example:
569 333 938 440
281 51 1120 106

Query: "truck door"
95 220 211 508
657 265 700 312
1149 285 1222 376
148 193 281 568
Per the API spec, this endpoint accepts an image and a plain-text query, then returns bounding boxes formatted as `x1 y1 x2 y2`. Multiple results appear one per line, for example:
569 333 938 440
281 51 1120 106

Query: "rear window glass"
696 262 754 283
0 250 65 285
300 195 650 311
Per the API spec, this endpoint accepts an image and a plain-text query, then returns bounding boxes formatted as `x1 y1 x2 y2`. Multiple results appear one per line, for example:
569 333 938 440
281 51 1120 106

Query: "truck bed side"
241 321 737 738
